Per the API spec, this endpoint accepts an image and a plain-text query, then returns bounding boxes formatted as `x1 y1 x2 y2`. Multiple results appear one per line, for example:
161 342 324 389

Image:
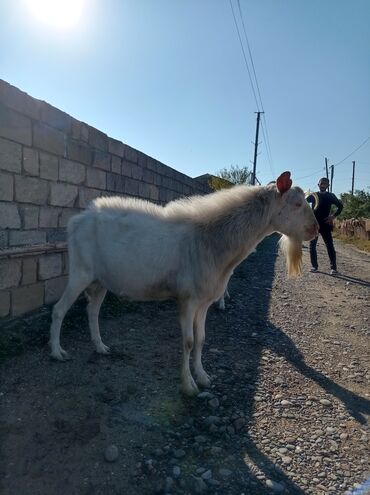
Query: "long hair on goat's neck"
279 235 303 277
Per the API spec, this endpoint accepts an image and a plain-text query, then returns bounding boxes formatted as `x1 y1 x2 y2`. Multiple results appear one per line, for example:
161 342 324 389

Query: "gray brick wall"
0 79 210 318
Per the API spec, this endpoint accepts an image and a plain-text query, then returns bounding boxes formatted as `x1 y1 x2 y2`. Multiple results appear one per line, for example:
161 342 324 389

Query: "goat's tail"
279 235 303 278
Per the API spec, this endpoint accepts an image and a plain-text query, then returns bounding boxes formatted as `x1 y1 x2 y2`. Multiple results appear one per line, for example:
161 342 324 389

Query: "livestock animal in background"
49 172 319 396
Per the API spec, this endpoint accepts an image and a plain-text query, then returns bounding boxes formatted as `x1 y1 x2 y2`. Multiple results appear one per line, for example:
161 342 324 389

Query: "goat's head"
270 172 319 277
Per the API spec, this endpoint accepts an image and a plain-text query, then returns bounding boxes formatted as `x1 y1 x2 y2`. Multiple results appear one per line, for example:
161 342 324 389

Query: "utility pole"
325 157 329 179
252 111 263 185
351 161 355 194
329 165 334 192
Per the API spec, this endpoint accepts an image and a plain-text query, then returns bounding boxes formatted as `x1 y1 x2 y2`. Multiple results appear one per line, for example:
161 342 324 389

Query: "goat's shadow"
200 234 370 494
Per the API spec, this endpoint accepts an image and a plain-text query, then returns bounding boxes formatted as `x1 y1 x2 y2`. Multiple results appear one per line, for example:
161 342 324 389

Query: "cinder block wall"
0 80 209 318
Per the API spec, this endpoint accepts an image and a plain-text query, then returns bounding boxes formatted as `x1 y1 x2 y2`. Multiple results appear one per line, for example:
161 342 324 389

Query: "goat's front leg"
193 303 211 387
179 300 199 396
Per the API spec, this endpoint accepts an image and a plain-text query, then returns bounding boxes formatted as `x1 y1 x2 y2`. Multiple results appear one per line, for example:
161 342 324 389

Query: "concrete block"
139 181 150 198
138 153 148 168
124 145 138 163
124 177 139 196
39 152 58 181
9 230 46 246
0 259 22 289
111 155 122 174
87 167 106 189
121 160 132 177
0 80 40 120
47 229 67 243
71 118 81 140
15 176 48 205
131 164 143 181
78 187 101 208
149 184 159 201
0 172 13 201
0 230 9 249
80 123 89 142
39 206 61 228
22 257 37 285
93 150 111 171
50 183 78 207
23 147 39 176
146 157 158 172
45 276 68 304
0 290 10 317
108 138 125 157
59 159 86 184
11 283 44 316
67 139 92 165
21 205 39 229
88 126 108 151
0 203 21 228
38 253 63 280
0 136 22 173
33 122 65 156
0 104 32 145
40 102 72 134
59 208 80 228
106 173 124 193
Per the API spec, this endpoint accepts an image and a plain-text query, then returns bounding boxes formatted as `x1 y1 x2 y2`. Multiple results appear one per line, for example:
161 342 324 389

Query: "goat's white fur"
49 179 318 395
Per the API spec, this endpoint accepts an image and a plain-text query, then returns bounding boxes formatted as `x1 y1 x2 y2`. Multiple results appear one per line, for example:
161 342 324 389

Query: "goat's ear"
276 171 292 195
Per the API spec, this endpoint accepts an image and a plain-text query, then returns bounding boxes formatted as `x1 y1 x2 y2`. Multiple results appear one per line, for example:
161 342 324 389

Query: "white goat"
49 172 318 396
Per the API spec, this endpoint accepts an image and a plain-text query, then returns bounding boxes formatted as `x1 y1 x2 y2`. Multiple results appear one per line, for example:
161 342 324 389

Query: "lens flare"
25 0 85 29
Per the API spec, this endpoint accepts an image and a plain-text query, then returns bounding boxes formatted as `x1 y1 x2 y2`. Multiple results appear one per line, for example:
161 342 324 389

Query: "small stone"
192 476 208 493
104 445 119 462
266 479 284 493
282 456 292 465
201 469 212 480
173 466 181 478
219 468 232 478
278 447 288 454
320 399 332 407
281 400 292 407
233 417 246 431
209 398 220 409
164 477 174 492
173 449 186 459
197 392 214 400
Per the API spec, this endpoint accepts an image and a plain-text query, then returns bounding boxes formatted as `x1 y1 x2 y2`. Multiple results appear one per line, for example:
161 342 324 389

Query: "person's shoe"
330 269 339 275
310 267 318 272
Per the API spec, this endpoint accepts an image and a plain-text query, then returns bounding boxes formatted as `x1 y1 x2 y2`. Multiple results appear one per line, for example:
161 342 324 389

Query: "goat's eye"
295 202 302 208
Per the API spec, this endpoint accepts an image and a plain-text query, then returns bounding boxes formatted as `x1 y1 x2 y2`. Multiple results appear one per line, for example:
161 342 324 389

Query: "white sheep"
49 172 318 396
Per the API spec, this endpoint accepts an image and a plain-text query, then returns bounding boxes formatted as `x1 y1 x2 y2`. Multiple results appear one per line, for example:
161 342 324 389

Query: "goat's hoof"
50 348 70 361
181 379 200 397
96 343 111 355
195 372 211 388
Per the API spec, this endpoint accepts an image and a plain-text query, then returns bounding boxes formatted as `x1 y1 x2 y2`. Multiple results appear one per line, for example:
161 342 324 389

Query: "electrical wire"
332 136 370 168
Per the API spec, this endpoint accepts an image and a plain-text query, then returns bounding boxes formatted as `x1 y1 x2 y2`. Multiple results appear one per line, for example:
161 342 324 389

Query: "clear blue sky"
1 0 369 195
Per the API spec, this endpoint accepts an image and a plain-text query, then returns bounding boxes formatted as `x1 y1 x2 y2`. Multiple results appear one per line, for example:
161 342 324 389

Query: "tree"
338 189 370 219
210 165 252 191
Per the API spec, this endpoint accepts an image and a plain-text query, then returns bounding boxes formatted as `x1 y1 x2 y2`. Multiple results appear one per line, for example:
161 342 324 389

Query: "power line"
295 168 326 181
236 0 275 178
331 136 370 168
229 0 260 111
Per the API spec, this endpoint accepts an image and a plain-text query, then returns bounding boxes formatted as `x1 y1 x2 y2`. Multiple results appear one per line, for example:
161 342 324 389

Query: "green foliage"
339 189 370 219
216 165 252 188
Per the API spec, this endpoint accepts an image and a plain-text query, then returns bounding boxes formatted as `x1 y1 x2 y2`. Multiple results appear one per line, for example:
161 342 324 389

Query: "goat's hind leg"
179 300 199 396
49 276 91 360
85 282 109 354
193 303 211 388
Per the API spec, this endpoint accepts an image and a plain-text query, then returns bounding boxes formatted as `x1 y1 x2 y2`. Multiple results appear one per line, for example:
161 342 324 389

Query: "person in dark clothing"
306 177 343 274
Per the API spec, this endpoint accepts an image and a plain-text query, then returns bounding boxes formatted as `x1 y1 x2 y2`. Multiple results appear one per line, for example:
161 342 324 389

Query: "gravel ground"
0 234 369 495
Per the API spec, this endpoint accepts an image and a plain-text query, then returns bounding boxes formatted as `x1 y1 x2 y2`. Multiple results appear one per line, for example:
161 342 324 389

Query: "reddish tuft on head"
276 171 292 195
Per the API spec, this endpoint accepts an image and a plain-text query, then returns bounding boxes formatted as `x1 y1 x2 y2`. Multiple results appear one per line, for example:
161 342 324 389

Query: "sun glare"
25 0 85 29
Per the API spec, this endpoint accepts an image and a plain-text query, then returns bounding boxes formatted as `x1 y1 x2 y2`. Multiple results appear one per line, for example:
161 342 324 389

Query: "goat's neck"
200 190 277 271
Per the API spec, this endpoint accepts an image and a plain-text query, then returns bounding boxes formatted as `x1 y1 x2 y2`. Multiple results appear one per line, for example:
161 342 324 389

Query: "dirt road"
1 235 369 495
